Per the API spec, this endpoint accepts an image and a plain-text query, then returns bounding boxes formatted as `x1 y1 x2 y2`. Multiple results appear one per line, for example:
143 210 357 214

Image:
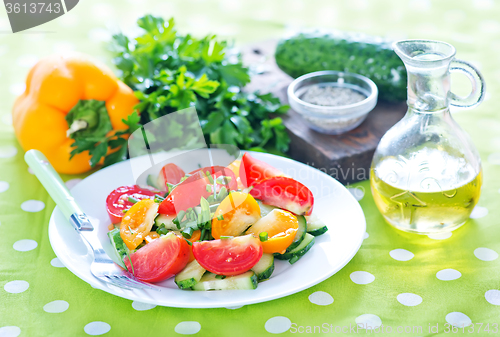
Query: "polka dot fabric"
1 0 500 336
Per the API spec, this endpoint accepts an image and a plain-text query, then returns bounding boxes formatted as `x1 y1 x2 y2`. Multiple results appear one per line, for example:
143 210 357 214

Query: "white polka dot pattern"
0 326 21 337
350 271 375 284
445 312 472 328
0 146 17 158
21 200 45 212
470 206 488 219
50 258 65 268
43 300 69 313
132 301 156 311
474 248 499 261
436 269 461 281
0 181 9 193
13 240 37 252
174 321 201 335
355 314 382 329
265 316 292 334
4 280 29 294
389 249 414 261
308 291 334 305
397 293 422 306
428 232 452 240
84 322 111 336
485 290 500 305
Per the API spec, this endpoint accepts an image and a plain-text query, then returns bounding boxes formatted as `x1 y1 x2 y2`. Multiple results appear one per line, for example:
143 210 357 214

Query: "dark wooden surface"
242 40 407 184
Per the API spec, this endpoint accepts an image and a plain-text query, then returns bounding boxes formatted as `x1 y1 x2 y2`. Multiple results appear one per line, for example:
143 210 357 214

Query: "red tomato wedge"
158 170 210 215
158 163 185 189
158 166 237 215
192 235 263 276
124 233 190 283
189 166 238 191
239 152 283 187
250 177 314 216
106 185 159 223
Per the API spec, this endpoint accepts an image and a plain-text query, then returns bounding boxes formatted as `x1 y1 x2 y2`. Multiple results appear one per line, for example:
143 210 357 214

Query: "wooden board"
242 40 407 184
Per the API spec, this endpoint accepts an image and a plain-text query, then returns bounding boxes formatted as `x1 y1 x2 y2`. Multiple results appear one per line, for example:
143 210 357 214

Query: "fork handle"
24 150 93 231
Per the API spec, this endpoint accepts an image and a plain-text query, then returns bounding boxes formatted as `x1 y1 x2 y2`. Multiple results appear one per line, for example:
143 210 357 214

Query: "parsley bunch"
110 15 290 157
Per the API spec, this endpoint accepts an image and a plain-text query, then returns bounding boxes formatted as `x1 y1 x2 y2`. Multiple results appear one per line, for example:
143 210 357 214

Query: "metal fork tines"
90 254 156 291
73 215 156 291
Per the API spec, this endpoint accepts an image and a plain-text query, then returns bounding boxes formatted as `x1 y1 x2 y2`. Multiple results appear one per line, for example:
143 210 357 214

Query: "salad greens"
93 15 289 167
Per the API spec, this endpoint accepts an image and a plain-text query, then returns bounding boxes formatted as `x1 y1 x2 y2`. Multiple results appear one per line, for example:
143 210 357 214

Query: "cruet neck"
394 40 456 112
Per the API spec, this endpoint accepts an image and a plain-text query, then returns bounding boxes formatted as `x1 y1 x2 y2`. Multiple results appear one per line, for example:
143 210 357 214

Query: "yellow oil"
370 152 482 234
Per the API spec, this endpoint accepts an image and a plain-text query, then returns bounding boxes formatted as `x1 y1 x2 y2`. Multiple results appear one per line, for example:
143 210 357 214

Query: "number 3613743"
444 323 498 333
5 2 61 14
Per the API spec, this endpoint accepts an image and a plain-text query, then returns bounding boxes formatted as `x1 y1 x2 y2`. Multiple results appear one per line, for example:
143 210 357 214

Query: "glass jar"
370 40 485 234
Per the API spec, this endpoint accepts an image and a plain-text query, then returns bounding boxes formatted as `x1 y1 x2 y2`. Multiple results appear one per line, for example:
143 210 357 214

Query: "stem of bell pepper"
65 99 112 139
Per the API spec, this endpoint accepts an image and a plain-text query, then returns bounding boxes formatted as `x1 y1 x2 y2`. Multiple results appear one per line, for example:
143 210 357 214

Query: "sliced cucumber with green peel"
107 228 129 267
147 174 161 190
192 271 258 291
305 213 328 236
286 215 307 251
155 214 178 230
251 253 274 281
175 260 206 289
275 233 315 262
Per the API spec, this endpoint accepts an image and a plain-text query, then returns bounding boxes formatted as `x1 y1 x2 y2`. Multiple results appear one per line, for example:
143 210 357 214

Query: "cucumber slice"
107 228 129 267
251 253 274 281
192 271 258 291
286 215 307 251
305 213 328 236
275 233 315 262
147 174 161 190
175 260 206 289
257 200 278 217
155 214 178 230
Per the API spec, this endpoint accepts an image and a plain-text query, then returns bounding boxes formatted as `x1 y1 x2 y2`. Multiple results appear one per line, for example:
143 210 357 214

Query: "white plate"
48 151 366 308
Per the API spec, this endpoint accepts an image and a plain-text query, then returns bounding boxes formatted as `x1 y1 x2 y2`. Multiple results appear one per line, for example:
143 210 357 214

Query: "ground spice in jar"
295 84 370 134
301 85 366 106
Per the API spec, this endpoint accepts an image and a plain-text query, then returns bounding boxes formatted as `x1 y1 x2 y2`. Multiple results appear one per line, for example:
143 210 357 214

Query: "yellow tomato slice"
227 159 241 178
211 192 261 239
245 209 298 254
227 160 245 190
120 199 159 250
145 231 160 244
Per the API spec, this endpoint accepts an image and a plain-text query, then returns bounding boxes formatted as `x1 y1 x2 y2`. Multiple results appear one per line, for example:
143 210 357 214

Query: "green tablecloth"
2 0 500 336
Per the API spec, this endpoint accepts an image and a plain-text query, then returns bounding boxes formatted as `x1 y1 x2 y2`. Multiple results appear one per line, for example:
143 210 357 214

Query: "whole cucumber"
275 31 407 102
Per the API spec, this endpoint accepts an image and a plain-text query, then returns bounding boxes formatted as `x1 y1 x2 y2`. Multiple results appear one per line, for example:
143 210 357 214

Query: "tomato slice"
158 163 185 190
189 166 238 191
211 192 261 239
192 235 263 276
239 152 283 187
186 230 201 263
246 209 298 254
158 166 238 215
120 199 159 250
226 160 241 178
124 233 190 283
158 170 211 215
250 177 314 216
106 185 159 223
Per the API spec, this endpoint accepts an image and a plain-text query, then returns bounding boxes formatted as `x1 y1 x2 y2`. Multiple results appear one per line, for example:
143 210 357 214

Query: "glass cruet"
370 39 486 234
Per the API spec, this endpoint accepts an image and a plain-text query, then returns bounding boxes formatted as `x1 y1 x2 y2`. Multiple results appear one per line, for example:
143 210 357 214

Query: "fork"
25 150 156 291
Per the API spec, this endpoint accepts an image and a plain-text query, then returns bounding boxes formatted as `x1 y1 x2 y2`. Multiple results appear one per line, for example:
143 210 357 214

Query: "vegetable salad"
106 153 328 290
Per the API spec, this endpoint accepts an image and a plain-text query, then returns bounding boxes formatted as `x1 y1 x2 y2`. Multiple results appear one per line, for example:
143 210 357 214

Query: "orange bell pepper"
12 53 138 174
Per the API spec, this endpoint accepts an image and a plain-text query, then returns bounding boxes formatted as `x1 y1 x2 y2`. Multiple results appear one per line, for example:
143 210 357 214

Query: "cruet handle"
449 59 486 108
